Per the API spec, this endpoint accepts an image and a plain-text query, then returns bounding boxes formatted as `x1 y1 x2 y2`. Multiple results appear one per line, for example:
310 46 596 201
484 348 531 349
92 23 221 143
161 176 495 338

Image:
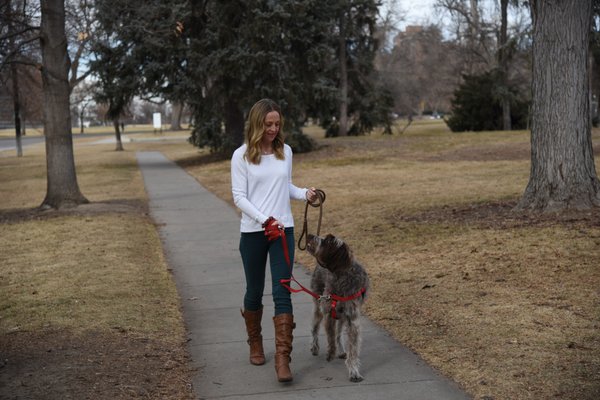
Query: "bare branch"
1 57 42 70
0 25 39 42
69 68 92 89
69 37 89 87
0 34 41 70
138 95 168 105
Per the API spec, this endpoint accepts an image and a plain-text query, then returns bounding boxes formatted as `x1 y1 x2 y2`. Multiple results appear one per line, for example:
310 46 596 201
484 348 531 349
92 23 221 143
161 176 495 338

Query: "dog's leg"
324 313 337 361
336 318 346 359
310 298 323 356
345 319 363 382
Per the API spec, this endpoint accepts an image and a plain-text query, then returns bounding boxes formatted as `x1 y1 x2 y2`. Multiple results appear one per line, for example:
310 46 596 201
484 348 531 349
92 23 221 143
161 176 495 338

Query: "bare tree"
40 0 87 208
1 0 40 156
70 80 94 133
498 0 511 130
435 0 495 72
517 0 599 211
435 0 531 130
384 25 459 116
17 66 44 132
7 0 23 156
65 0 96 91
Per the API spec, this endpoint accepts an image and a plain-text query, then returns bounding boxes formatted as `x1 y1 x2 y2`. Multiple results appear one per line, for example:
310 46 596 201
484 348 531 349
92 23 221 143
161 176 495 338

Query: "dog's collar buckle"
318 294 331 302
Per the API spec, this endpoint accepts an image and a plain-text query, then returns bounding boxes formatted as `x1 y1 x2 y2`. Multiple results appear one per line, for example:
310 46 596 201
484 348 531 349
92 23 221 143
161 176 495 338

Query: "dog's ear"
326 237 353 273
338 242 353 267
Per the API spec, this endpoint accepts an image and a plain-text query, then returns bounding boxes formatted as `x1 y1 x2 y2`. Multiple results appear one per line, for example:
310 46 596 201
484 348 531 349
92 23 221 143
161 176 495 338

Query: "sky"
388 1 527 36
398 0 439 29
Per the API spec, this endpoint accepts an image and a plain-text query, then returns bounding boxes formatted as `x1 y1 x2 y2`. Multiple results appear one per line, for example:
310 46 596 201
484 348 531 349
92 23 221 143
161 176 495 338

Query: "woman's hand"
306 187 318 203
271 219 284 230
263 216 284 230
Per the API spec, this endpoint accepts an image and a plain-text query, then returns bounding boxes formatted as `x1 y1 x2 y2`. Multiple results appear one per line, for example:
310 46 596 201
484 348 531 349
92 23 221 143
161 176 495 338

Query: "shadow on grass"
0 199 148 224
396 200 600 229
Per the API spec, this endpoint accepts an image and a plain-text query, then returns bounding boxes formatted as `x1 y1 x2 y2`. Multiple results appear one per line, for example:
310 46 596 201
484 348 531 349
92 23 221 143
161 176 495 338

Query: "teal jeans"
239 228 295 315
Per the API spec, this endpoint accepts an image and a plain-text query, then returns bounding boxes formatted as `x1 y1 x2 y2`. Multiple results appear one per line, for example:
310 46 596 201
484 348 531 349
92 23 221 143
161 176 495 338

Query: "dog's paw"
349 373 364 383
338 352 347 359
310 343 319 356
326 351 335 362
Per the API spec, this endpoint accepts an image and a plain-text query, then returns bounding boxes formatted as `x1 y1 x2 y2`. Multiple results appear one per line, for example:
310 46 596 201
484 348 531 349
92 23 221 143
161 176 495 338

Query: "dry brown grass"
169 120 600 400
0 141 185 338
0 127 45 137
2 121 598 399
0 214 183 338
0 138 193 399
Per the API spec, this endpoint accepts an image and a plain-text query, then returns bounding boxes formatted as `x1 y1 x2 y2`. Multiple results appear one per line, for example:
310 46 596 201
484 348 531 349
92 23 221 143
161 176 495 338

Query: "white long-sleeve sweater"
231 143 308 233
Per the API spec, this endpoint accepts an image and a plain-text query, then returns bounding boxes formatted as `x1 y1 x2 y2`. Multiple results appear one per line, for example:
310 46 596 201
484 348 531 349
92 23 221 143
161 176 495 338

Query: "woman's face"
262 111 281 145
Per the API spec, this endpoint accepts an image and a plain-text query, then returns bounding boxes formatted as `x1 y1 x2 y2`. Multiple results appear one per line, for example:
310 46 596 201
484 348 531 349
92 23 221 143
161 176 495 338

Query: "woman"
231 98 317 382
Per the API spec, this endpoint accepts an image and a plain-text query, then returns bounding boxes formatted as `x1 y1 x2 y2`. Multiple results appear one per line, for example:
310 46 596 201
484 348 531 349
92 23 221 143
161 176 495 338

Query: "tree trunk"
224 97 244 155
516 0 599 211
113 118 124 151
502 98 511 131
11 64 23 157
80 109 85 134
469 0 479 38
467 0 480 74
8 0 23 157
338 11 348 137
170 101 183 130
590 52 595 125
40 0 88 209
499 0 511 131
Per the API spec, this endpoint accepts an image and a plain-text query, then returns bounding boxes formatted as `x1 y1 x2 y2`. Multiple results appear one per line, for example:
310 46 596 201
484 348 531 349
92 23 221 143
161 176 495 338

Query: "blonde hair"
244 99 285 164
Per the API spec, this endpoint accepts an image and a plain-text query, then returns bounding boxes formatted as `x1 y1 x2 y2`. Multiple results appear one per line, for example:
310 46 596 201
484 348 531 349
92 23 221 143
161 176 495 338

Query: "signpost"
153 112 162 134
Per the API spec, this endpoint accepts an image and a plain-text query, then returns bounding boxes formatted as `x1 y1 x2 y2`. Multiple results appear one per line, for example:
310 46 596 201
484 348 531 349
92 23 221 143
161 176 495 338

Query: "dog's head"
306 233 353 273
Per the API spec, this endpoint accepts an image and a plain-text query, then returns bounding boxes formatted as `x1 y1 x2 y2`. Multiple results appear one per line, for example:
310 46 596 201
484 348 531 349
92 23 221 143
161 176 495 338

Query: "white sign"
152 113 162 129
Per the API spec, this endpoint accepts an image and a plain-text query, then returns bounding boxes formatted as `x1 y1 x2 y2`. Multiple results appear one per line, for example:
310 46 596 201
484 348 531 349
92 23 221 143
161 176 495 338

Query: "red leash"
280 277 366 319
263 216 366 319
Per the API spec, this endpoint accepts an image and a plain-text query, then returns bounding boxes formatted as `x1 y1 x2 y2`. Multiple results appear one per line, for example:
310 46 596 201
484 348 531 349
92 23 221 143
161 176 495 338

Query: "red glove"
263 216 283 241
262 216 290 266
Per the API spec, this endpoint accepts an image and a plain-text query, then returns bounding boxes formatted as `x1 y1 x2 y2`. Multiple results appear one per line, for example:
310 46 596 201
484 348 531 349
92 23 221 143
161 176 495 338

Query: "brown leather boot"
273 313 295 382
241 308 265 366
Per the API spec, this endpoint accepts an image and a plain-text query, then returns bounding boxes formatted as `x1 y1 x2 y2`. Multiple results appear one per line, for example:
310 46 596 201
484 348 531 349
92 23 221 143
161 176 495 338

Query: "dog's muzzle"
306 234 320 254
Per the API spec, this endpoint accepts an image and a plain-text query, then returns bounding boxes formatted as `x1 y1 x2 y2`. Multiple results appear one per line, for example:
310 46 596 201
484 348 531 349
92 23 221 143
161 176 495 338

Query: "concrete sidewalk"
136 151 471 400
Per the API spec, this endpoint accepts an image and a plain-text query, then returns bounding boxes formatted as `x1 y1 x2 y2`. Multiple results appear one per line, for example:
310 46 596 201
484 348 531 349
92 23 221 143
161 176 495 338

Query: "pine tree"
92 0 391 154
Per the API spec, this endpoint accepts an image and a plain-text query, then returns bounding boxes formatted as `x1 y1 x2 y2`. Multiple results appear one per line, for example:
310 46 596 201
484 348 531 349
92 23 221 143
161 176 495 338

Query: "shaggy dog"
306 233 370 382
